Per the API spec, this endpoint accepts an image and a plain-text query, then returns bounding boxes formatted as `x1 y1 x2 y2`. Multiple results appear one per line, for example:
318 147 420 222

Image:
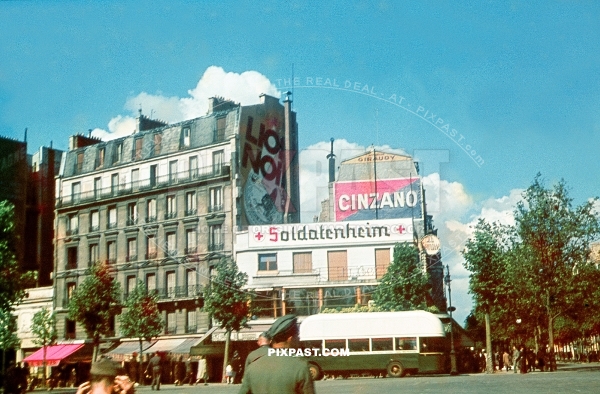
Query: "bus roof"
299 311 445 340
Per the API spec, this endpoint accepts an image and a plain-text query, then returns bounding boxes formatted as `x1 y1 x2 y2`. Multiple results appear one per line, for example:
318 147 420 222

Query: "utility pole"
445 265 458 375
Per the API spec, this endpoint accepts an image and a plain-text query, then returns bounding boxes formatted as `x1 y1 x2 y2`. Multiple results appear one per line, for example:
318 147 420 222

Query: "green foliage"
119 281 163 341
321 304 384 313
31 307 57 347
0 200 36 311
68 261 121 358
0 308 19 351
203 258 255 332
372 243 431 311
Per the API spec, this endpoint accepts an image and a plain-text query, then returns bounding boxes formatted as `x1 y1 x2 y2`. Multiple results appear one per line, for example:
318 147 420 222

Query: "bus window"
325 339 346 350
371 338 393 351
420 337 446 353
348 338 370 352
302 340 322 350
396 337 417 351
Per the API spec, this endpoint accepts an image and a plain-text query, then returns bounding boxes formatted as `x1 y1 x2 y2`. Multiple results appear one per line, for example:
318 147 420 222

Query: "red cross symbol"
254 231 264 241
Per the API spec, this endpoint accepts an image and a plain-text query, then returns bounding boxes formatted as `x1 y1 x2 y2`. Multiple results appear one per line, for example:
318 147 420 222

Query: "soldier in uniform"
244 331 272 371
75 358 135 394
239 315 314 394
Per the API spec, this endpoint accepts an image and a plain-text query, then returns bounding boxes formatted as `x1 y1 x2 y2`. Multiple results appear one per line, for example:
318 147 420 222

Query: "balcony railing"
57 164 230 207
89 225 100 232
66 228 79 236
154 285 203 300
185 208 197 216
145 251 157 259
165 326 177 335
165 212 177 220
166 250 178 258
146 216 157 224
208 243 224 252
185 247 197 255
126 217 138 226
107 221 117 229
126 254 137 263
209 204 223 213
185 325 198 334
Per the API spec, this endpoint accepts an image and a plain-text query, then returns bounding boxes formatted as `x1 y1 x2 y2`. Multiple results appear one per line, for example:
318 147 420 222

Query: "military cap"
259 331 271 339
90 357 121 377
268 314 298 341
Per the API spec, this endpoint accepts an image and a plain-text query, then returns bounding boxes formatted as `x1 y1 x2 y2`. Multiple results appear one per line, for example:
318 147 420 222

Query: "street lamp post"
445 264 458 375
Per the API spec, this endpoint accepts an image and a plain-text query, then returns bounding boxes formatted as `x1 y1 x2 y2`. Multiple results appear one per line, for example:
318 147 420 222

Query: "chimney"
327 138 336 183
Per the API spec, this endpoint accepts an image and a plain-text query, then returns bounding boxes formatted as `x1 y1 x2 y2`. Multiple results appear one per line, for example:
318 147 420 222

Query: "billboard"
334 178 422 221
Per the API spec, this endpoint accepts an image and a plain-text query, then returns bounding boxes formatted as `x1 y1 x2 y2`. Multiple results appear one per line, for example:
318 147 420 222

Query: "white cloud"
93 66 280 140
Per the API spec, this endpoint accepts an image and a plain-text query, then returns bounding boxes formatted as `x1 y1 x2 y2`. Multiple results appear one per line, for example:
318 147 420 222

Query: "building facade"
53 94 299 343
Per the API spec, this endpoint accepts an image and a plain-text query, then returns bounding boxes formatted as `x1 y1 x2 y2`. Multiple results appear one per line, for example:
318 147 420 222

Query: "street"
41 362 600 394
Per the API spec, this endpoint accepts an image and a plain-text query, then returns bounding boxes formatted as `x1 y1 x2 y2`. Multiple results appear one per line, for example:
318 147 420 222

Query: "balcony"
185 208 197 216
185 247 197 255
185 325 198 334
146 216 157 224
208 243 224 252
66 228 79 236
155 285 203 300
107 221 118 229
164 212 177 220
126 217 138 226
145 251 158 260
209 204 223 213
165 326 177 335
166 250 178 258
89 225 100 232
126 254 138 263
57 164 230 208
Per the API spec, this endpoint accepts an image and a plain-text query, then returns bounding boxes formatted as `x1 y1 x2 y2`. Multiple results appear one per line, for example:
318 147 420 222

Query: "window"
182 127 191 148
127 202 138 225
66 246 78 269
166 195 176 219
254 290 281 318
76 152 84 174
134 138 143 160
114 143 123 164
149 165 157 187
166 271 176 298
209 187 222 212
65 319 76 339
186 269 197 296
216 116 226 140
90 210 99 232
89 244 99 266
185 191 197 215
94 177 102 198
111 174 119 195
71 182 81 203
375 248 391 279
127 276 137 297
106 241 116 264
185 229 197 254
107 206 117 229
127 238 137 262
186 310 197 333
146 199 157 222
189 156 198 179
293 252 312 274
258 253 277 271
97 148 105 168
348 338 370 352
169 160 178 182
420 337 447 353
154 134 162 155
67 214 78 236
212 150 223 175
372 338 394 352
285 288 319 316
323 287 356 309
325 339 346 351
166 312 177 334
328 250 348 281
166 232 177 257
146 234 157 259
146 273 156 292
209 224 223 251
66 282 76 308
131 169 139 192
396 337 417 351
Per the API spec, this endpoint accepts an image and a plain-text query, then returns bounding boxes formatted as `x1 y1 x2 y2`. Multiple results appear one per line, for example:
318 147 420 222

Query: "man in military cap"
239 315 314 394
76 357 135 394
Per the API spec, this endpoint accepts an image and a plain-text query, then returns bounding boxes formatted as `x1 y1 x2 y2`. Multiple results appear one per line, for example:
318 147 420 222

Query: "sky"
2 0 600 326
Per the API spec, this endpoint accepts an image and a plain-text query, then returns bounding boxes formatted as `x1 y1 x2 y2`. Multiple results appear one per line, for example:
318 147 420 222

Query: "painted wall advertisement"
248 218 414 248
333 178 422 221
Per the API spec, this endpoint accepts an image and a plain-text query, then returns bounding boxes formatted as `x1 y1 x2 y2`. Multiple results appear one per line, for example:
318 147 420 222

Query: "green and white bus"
299 310 448 379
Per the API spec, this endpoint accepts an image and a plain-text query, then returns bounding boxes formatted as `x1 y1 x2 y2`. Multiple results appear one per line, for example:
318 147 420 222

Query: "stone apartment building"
53 93 299 343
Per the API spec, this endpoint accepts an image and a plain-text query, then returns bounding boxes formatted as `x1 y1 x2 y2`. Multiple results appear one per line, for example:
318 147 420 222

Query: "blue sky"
2 1 600 325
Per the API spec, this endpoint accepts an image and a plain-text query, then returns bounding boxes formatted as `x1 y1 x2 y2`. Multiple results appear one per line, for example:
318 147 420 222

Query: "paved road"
33 363 600 394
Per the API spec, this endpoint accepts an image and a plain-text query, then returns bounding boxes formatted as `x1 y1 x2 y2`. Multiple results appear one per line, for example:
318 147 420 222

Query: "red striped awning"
23 344 85 367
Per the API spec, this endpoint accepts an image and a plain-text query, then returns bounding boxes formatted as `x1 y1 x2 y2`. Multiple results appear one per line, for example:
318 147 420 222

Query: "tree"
119 280 163 384
68 261 121 362
513 174 600 370
0 308 19 379
372 243 432 311
0 200 36 312
203 258 254 382
463 219 510 373
31 307 57 388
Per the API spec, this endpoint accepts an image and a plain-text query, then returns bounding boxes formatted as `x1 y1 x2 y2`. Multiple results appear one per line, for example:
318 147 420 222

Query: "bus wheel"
387 361 405 378
308 363 323 381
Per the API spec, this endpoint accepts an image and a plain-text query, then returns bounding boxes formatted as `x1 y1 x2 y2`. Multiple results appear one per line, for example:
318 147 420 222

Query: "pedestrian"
512 346 521 374
244 331 272 371
173 356 184 385
181 356 195 385
238 314 315 394
503 350 511 372
128 353 139 384
145 352 162 390
520 346 527 374
75 358 135 394
195 356 208 385
231 351 242 384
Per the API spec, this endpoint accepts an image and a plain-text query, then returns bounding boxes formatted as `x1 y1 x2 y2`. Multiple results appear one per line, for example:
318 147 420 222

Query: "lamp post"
445 264 458 375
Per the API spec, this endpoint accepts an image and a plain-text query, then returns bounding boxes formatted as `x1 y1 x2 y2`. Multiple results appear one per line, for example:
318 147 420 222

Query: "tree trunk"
92 334 100 363
139 339 144 386
222 330 231 383
485 312 493 373
547 295 556 371
42 344 47 388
